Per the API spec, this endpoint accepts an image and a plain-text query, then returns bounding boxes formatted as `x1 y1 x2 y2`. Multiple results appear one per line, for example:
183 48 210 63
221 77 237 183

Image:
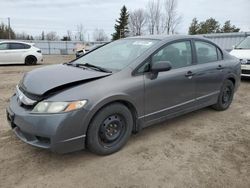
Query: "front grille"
19 85 42 101
20 103 35 110
242 69 250 75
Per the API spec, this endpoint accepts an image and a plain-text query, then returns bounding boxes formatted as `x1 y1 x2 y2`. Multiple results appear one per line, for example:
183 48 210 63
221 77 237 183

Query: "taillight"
37 50 41 53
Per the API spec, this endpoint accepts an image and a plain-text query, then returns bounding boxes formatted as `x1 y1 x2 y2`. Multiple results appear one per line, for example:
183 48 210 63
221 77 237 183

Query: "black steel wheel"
87 103 133 155
212 79 234 111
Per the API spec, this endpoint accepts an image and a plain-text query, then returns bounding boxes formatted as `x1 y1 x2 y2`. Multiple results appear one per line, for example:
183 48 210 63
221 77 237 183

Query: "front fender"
82 93 139 135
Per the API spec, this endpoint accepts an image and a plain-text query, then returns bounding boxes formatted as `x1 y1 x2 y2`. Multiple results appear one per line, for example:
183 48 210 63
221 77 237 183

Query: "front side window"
0 43 8 50
73 39 159 71
9 43 25 50
152 41 192 69
195 41 218 64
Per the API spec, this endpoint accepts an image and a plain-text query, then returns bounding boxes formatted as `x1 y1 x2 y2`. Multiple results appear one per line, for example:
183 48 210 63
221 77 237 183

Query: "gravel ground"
0 55 250 188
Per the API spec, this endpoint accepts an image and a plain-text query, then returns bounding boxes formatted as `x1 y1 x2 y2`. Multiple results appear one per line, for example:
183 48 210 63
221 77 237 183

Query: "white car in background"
230 36 250 77
0 41 43 65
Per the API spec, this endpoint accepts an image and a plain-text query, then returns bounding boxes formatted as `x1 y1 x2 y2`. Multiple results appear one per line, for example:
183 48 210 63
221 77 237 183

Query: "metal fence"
201 32 250 51
29 40 107 55
1 32 249 54
0 40 108 55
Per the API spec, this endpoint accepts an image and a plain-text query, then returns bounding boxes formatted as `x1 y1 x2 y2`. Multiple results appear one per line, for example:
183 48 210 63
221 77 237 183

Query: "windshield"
236 37 250 49
73 39 158 71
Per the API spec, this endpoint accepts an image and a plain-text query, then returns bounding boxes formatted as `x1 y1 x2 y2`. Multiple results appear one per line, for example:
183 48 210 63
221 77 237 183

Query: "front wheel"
212 80 234 111
87 103 133 155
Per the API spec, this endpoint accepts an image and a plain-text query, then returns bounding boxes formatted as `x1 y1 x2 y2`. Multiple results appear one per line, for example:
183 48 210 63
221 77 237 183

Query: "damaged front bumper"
6 94 89 154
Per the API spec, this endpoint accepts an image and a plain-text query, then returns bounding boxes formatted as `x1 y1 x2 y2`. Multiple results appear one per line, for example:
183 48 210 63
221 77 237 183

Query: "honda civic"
6 35 241 155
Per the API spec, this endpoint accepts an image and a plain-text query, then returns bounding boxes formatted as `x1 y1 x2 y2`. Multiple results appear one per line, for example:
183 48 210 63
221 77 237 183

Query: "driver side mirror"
151 61 172 73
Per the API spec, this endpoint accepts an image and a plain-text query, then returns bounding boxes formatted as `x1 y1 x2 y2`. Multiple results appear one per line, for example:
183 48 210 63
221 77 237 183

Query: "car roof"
0 40 34 45
126 34 207 41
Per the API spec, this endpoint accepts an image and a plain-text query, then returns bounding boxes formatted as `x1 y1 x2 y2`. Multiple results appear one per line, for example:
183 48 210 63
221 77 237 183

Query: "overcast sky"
0 0 249 40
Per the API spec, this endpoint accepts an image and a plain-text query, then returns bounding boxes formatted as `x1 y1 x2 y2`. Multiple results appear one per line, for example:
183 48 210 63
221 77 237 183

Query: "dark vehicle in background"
7 35 241 155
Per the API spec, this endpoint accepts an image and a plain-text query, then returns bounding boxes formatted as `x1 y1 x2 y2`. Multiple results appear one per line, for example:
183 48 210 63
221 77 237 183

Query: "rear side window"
0 43 8 50
195 41 218 64
9 43 30 50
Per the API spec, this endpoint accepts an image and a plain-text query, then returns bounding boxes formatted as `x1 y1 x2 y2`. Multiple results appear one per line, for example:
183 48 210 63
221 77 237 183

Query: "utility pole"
7 17 11 39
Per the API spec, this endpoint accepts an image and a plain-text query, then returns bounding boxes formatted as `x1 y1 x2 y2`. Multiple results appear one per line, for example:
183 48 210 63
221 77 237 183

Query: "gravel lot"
0 55 250 188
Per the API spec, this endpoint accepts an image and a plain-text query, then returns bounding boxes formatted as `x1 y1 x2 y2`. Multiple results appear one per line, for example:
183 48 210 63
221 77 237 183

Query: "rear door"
8 43 29 63
192 40 224 105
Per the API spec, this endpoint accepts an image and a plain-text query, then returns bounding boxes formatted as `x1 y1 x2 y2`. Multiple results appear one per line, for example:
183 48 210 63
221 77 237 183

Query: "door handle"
185 71 195 78
217 65 224 70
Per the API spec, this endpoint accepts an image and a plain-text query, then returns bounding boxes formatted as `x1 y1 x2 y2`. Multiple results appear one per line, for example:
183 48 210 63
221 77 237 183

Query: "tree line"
112 0 241 40
188 18 240 35
112 0 182 40
0 0 241 41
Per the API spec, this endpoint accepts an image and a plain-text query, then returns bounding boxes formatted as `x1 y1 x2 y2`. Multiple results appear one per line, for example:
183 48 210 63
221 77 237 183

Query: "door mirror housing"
151 61 172 73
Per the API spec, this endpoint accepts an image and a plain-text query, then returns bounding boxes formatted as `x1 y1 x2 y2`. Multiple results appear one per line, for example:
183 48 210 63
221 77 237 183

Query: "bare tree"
46 31 59 41
76 24 86 41
93 28 108 41
67 30 72 41
163 0 182 34
129 9 147 36
146 0 161 35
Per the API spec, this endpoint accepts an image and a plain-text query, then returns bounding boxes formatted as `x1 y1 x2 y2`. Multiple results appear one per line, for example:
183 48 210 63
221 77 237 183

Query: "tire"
25 56 37 65
212 80 234 111
87 103 133 155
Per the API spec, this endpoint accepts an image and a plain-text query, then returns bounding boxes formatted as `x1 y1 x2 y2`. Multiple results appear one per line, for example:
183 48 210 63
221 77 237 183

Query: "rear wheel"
25 56 37 65
87 103 133 155
212 80 234 111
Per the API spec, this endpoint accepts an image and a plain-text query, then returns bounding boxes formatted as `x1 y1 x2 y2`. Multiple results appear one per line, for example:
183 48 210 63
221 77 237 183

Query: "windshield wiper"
75 63 112 73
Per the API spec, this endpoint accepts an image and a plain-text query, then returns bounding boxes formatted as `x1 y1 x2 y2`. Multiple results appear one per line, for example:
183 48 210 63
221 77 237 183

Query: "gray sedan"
6 35 241 155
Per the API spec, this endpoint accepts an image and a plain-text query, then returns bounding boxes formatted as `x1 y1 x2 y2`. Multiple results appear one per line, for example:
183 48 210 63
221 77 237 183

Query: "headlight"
32 100 87 113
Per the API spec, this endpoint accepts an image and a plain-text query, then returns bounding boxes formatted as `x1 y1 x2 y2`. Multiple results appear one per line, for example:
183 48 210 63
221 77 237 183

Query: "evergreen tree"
188 18 199 35
198 18 221 34
41 31 45 40
112 5 129 40
221 21 240 33
0 22 15 39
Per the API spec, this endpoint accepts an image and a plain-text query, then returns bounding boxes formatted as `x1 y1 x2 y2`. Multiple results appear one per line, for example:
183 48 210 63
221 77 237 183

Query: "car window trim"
133 39 194 76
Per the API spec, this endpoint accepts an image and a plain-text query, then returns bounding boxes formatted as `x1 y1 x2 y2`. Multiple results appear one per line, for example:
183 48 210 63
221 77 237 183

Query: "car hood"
230 49 250 59
20 64 111 96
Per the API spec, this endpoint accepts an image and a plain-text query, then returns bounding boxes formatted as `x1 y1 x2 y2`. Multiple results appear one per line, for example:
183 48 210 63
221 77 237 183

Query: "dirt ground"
0 55 250 188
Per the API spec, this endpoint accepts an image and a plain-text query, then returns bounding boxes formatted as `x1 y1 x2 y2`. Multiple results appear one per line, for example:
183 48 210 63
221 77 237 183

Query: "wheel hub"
99 115 124 143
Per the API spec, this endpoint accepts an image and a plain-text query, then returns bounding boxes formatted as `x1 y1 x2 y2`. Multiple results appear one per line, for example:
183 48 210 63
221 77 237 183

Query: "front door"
8 43 28 63
143 40 196 125
0 43 9 64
